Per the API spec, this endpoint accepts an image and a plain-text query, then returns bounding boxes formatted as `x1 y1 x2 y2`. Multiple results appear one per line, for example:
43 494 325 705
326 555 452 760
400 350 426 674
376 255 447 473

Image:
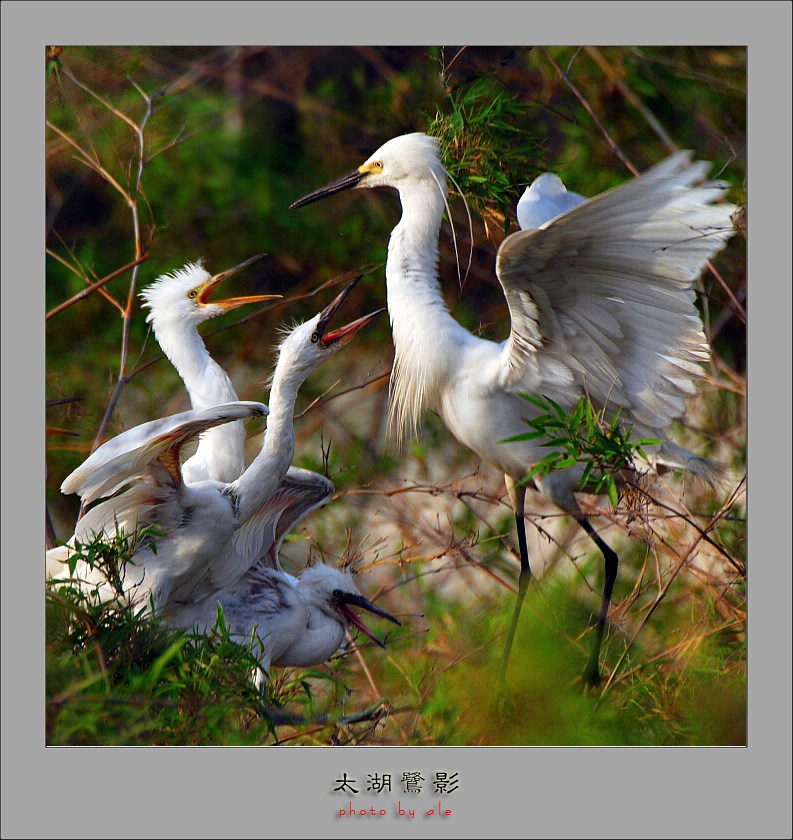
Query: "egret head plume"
140 255 278 329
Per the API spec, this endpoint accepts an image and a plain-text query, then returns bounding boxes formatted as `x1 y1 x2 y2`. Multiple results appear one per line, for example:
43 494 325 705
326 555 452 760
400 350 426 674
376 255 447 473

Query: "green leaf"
518 393 553 410
502 430 547 443
606 476 619 507
556 457 578 469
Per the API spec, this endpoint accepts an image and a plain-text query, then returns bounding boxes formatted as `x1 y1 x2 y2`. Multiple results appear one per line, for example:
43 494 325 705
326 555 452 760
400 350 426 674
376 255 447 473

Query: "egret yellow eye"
188 290 198 299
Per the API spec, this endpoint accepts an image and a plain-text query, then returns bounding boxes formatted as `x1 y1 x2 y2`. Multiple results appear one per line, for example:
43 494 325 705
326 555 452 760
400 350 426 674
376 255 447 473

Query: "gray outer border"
3 2 790 838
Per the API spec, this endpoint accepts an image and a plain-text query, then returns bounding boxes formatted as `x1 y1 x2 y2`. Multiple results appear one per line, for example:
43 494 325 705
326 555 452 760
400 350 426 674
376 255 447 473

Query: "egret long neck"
152 317 247 483
386 180 471 440
231 362 301 521
153 320 237 407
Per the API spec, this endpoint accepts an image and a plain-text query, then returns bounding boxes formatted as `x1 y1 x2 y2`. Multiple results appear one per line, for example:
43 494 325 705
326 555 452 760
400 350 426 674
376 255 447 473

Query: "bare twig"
48 237 122 312
541 48 638 176
46 254 149 320
295 370 390 420
46 119 133 205
88 83 161 453
584 47 678 153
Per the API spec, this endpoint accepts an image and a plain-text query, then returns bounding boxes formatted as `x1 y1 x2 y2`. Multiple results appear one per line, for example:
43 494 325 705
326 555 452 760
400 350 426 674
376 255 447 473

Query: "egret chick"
141 256 340 571
139 254 279 484
46 401 269 605
166 564 400 674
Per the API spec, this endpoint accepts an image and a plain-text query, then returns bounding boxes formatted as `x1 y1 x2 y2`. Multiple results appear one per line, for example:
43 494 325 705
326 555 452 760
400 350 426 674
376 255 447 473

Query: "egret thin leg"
578 517 619 687
499 477 531 682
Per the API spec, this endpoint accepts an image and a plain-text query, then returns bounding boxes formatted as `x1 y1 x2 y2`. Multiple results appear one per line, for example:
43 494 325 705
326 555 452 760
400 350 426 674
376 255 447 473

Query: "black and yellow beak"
197 254 281 311
313 275 384 348
290 168 366 210
333 589 401 648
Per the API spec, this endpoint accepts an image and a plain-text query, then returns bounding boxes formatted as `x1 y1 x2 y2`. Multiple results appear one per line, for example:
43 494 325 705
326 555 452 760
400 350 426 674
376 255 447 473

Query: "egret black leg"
499 476 531 683
578 517 619 688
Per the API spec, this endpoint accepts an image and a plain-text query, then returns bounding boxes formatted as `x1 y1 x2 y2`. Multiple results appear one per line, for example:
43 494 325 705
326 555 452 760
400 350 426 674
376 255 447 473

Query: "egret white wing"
496 151 737 430
62 401 268 505
265 467 335 568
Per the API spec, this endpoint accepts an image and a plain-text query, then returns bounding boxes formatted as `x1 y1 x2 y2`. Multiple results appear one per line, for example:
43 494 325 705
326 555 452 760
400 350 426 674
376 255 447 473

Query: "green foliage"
414 575 746 746
46 533 350 744
428 78 544 230
507 394 661 506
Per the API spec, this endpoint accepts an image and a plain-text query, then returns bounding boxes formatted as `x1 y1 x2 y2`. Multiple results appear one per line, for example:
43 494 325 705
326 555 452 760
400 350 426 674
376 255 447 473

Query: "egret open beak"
321 309 385 348
334 590 401 649
290 169 365 209
198 254 281 311
313 275 384 348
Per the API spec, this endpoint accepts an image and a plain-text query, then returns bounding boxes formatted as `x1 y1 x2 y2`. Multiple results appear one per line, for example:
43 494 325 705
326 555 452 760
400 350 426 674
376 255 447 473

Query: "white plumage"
291 132 738 685
46 401 269 605
140 258 337 571
516 172 586 230
165 564 400 673
139 254 278 484
48 280 381 611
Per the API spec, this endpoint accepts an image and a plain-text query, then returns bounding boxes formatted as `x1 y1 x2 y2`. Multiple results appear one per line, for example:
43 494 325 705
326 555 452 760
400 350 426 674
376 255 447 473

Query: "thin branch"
59 62 139 133
48 236 122 311
46 396 83 409
706 258 747 325
541 47 638 176
45 119 133 206
584 47 678 153
295 370 390 420
46 254 149 320
90 83 159 454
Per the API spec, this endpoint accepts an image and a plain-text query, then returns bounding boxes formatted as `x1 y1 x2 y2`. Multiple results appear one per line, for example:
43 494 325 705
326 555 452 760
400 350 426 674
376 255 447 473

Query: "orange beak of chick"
197 254 281 311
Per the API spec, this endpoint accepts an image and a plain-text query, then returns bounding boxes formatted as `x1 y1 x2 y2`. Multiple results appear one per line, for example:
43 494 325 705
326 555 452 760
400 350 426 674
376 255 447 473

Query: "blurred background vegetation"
46 45 746 745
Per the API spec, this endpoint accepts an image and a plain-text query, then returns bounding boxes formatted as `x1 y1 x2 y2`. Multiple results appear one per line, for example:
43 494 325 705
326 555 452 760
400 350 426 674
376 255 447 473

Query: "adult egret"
139 254 279 484
165 564 400 674
49 279 382 608
140 257 336 570
291 133 738 685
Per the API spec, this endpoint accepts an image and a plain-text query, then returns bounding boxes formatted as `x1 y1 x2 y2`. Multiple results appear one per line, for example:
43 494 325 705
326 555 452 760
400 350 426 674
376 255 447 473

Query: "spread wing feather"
496 151 737 430
61 401 268 505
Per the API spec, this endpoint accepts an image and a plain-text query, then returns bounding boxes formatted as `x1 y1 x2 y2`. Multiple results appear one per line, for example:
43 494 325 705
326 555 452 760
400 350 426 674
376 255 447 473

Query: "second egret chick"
165 564 400 673
189 276 384 597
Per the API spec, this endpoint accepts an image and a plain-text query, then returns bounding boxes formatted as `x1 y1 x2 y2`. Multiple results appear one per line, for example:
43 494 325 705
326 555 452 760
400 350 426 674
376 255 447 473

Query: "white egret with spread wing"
49 279 382 608
46 400 269 605
291 133 737 685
